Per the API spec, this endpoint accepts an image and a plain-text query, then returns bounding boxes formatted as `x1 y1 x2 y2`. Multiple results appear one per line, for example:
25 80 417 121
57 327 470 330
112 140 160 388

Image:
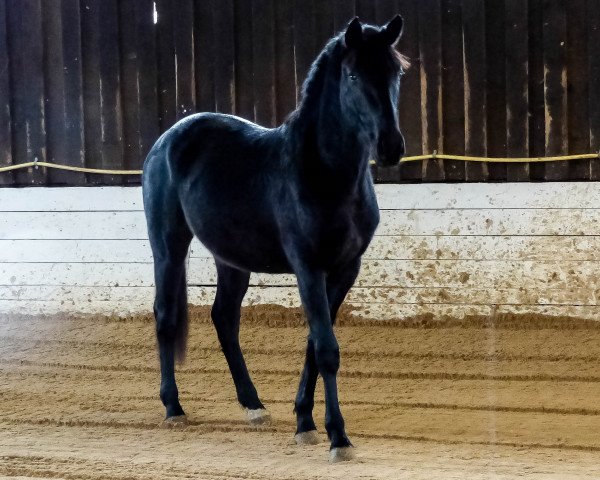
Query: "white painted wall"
1 183 600 320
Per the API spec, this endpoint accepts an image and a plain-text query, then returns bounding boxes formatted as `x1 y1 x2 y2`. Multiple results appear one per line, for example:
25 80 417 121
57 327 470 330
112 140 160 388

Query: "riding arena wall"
2 182 599 321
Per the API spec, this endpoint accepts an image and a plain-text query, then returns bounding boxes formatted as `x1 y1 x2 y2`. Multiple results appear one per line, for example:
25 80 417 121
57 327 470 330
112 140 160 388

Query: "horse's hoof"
161 415 188 428
294 430 321 445
329 446 355 463
246 408 271 425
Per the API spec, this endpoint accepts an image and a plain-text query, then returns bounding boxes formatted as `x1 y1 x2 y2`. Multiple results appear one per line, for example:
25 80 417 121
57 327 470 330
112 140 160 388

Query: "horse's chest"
317 209 378 266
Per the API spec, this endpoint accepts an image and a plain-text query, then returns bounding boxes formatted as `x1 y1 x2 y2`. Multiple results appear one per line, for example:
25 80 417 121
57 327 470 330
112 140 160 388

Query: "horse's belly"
192 218 292 274
212 242 292 274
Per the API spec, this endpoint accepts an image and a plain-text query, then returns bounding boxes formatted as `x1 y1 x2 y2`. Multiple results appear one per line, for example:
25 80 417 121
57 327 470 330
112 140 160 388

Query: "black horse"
143 16 407 461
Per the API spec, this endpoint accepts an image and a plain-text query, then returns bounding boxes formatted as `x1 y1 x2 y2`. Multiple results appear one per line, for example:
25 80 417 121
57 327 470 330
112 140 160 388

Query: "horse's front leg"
294 266 354 461
294 258 361 449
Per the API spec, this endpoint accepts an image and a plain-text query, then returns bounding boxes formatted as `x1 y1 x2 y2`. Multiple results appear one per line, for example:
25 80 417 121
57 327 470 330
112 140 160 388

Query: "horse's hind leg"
212 261 269 424
147 199 193 425
153 250 191 425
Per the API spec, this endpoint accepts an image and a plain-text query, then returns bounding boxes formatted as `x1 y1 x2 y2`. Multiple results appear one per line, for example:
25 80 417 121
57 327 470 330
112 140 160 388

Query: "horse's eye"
349 73 358 81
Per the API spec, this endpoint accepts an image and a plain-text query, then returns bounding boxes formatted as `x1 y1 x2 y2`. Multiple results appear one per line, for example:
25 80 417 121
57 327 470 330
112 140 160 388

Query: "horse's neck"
290 93 372 201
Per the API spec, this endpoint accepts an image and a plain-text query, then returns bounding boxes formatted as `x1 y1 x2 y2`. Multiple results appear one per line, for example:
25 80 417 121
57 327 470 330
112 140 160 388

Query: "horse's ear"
345 17 363 49
383 14 403 45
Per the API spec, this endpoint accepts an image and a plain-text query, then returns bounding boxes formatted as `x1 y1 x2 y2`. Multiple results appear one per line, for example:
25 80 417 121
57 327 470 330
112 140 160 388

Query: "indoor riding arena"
1 1 600 479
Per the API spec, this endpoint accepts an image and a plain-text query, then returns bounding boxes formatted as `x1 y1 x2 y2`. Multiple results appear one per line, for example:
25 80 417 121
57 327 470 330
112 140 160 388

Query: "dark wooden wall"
0 0 599 185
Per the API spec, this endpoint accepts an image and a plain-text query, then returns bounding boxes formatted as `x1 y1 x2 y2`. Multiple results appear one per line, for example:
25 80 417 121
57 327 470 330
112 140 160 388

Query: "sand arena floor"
1 306 600 479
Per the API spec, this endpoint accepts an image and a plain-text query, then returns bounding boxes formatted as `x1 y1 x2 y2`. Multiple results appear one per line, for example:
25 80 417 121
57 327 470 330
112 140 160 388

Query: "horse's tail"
143 136 193 365
173 270 190 363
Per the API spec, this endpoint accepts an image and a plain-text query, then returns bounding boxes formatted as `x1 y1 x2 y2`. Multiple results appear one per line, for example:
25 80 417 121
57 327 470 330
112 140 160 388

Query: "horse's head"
340 16 407 167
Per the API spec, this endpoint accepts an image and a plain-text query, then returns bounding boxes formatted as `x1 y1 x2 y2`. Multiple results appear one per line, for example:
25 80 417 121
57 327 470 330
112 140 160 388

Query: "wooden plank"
4 258 600 291
565 0 590 179
527 0 545 180
0 211 148 240
374 182 600 209
3 283 599 309
97 0 123 185
356 0 376 23
440 0 465 181
374 209 600 236
0 298 486 318
314 0 334 54
396 0 423 181
6 207 600 240
363 235 600 262
116 0 158 181
4 183 600 212
274 0 296 123
173 0 195 119
462 0 488 181
348 303 600 321
6 293 600 320
194 0 215 113
293 0 316 94
135 0 159 166
6 0 47 185
0 0 12 185
485 0 507 181
332 0 355 32
589 0 600 179
41 0 67 185
7 293 600 321
542 0 569 181
190 235 600 262
0 240 154 263
213 0 235 114
0 262 157 287
418 0 444 181
252 0 276 126
80 0 104 182
375 0 397 24
504 0 529 182
155 0 176 130
233 0 254 121
58 0 85 185
0 186 143 211
118 0 141 180
8 234 600 265
8 231 600 263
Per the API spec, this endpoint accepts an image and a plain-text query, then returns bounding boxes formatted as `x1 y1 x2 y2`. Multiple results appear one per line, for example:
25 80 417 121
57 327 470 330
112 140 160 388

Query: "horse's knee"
314 337 340 375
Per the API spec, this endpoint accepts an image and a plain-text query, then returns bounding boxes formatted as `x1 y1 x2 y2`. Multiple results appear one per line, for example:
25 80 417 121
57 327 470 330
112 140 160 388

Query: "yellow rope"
0 152 598 175
398 153 599 163
0 161 143 175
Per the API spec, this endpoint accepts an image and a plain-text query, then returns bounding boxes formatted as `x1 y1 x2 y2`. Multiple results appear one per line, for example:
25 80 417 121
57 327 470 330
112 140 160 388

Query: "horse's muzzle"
376 131 405 167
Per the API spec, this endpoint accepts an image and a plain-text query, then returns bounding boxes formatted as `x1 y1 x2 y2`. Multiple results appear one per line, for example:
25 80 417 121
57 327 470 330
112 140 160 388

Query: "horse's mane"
296 34 345 117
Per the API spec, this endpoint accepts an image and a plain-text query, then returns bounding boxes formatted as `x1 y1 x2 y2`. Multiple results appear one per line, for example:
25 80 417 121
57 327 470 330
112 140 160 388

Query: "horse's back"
144 112 292 273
